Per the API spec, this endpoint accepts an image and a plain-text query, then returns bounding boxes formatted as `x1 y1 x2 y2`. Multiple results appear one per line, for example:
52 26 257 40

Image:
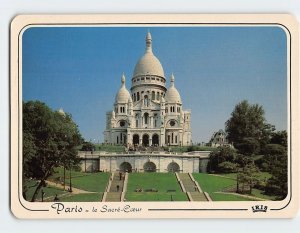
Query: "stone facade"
79 151 210 173
208 129 232 148
104 32 192 147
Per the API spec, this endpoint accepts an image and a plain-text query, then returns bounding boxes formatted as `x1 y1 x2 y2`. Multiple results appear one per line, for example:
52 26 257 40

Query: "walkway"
105 172 125 202
178 173 208 201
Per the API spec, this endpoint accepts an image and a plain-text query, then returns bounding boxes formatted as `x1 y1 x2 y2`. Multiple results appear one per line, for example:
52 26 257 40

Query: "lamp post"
69 161 73 192
63 161 66 191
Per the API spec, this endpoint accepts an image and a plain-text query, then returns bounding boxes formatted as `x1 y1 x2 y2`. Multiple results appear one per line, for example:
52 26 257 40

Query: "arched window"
152 91 155 100
144 113 149 124
137 92 140 101
175 135 178 143
136 119 138 128
134 93 136 102
156 92 160 100
172 133 174 143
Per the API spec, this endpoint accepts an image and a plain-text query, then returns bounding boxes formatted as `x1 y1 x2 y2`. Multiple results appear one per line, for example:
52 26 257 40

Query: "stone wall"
79 152 210 173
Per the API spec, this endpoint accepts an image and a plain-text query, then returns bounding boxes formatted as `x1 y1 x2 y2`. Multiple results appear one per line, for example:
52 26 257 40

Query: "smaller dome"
165 74 182 104
115 73 131 103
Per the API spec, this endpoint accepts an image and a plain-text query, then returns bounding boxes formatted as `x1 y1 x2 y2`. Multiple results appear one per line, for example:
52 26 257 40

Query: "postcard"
10 14 299 218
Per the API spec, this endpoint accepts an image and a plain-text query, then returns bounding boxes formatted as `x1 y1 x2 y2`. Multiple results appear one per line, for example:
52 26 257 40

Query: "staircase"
105 172 125 202
178 173 208 201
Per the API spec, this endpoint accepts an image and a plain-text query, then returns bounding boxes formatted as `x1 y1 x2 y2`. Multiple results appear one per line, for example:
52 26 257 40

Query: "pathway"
178 173 208 201
105 172 125 202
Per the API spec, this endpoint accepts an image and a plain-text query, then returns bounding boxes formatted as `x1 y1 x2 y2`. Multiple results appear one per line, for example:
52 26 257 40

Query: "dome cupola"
115 73 131 103
132 32 165 78
165 74 182 104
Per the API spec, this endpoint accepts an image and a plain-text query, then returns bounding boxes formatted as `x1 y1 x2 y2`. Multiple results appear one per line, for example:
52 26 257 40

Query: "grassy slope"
59 193 103 202
220 172 272 181
193 173 236 194
210 193 254 201
193 173 276 201
193 173 258 201
24 180 66 201
126 192 188 201
126 173 186 201
49 167 110 192
127 173 181 192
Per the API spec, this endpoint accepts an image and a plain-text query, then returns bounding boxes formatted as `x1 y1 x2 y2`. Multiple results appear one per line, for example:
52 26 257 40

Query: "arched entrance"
142 134 149 147
152 134 159 146
144 162 156 172
120 162 132 173
133 134 139 145
167 162 180 173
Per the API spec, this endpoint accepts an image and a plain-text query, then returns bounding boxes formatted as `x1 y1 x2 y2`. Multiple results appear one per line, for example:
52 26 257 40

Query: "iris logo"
252 205 268 213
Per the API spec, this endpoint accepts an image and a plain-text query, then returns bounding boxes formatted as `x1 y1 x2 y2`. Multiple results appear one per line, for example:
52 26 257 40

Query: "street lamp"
69 161 73 192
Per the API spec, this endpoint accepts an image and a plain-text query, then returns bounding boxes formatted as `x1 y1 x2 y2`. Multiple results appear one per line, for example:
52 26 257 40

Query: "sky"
22 26 287 143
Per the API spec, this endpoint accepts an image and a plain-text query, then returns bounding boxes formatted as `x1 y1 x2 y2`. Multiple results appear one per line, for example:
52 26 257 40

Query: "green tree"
80 141 96 151
225 100 274 155
207 146 237 173
23 101 83 201
263 143 287 199
236 162 259 194
270 130 287 147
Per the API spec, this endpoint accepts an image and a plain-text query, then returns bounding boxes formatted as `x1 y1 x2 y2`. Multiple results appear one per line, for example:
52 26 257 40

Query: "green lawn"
127 173 182 192
193 173 275 201
23 180 66 201
220 172 272 182
66 173 110 192
210 193 256 201
126 192 188 201
49 167 110 192
251 188 277 200
59 193 103 202
193 173 236 194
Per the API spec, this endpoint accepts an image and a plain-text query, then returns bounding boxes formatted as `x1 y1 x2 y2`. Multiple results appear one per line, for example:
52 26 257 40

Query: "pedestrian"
41 189 45 202
54 194 59 202
116 185 120 192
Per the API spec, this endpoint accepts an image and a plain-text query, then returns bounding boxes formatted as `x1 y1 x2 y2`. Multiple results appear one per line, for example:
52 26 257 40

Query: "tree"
23 101 83 201
80 141 96 151
263 143 287 199
270 130 287 147
207 146 237 173
236 162 259 194
225 100 274 155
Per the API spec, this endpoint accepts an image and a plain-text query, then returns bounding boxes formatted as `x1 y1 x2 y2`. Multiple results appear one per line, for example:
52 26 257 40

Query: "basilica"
104 32 192 147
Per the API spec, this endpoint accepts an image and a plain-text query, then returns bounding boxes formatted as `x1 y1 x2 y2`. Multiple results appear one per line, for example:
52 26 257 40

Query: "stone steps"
105 172 125 201
178 173 197 192
105 192 122 202
178 173 208 201
190 192 208 201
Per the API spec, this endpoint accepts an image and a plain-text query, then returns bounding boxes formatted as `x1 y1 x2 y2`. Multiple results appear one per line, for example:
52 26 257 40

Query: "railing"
121 173 129 202
78 150 211 158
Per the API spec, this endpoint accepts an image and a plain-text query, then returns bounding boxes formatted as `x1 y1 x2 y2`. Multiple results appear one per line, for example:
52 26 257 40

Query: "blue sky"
22 26 287 143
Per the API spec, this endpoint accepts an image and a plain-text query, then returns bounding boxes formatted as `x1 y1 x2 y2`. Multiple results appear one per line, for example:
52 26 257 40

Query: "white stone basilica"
104 32 192 147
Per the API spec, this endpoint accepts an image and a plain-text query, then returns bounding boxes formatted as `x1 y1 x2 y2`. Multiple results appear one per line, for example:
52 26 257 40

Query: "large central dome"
133 32 165 78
